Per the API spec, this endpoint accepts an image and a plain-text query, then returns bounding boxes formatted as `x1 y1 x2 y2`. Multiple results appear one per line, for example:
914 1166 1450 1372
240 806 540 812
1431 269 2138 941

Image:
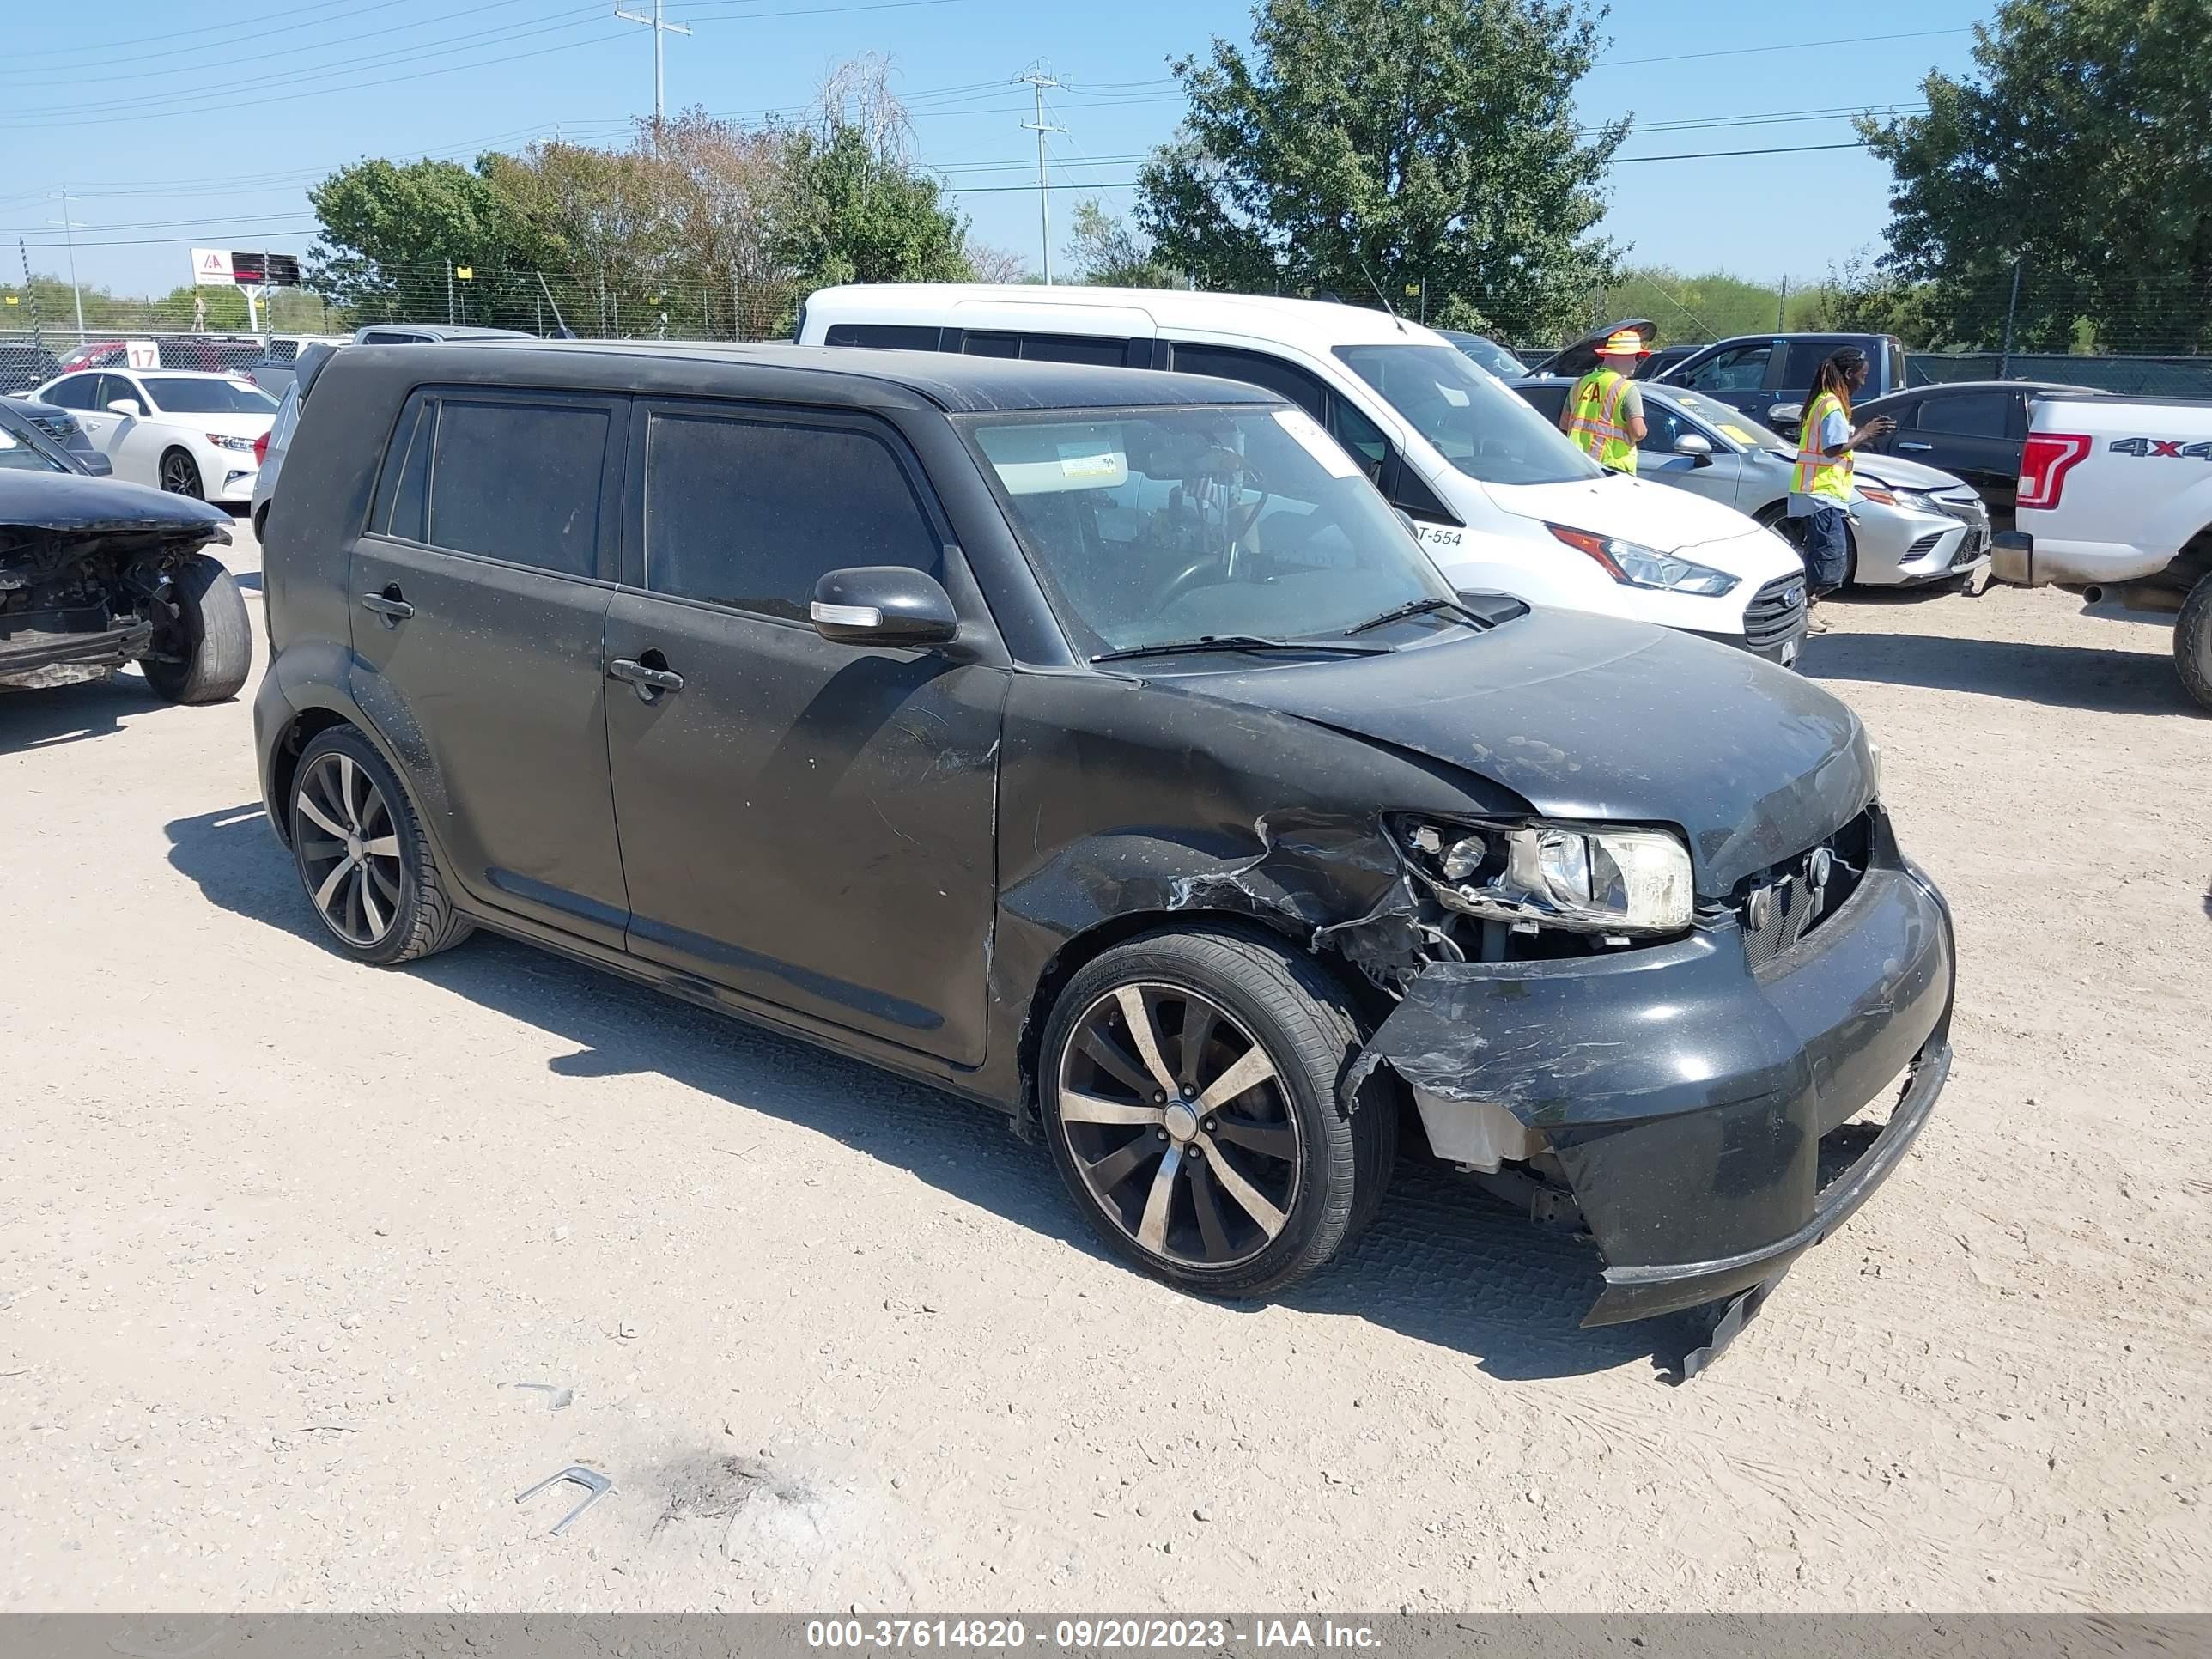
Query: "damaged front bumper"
1354 839 1954 1327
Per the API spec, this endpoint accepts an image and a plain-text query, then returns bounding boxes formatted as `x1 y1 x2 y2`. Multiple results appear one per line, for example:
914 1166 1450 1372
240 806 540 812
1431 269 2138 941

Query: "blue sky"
2 0 1990 300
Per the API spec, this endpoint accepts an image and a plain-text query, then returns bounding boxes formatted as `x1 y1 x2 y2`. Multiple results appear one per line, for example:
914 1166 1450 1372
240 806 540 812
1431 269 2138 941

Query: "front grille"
1933 492 1986 527
1738 809 1874 970
1743 573 1808 652
28 412 73 441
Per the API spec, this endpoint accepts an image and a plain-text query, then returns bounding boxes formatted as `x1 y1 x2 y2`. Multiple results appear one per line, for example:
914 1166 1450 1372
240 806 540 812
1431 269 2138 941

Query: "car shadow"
1802 629 2197 716
162 802 1719 1384
232 569 263 593
0 672 159 751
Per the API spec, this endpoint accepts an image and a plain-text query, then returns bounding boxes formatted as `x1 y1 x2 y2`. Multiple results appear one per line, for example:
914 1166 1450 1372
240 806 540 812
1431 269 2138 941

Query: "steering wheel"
1153 554 1231 613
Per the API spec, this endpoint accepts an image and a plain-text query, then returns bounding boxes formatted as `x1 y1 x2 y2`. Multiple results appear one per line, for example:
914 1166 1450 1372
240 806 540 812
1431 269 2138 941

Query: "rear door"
348 388 632 946
1898 387 2023 515
1672 340 1777 418
602 400 1004 1064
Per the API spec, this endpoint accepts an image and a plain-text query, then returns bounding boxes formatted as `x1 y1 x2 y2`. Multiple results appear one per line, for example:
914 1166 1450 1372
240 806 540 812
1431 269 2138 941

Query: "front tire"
159 447 204 498
289 726 473 965
140 552 250 704
2176 569 2212 713
1039 927 1393 1299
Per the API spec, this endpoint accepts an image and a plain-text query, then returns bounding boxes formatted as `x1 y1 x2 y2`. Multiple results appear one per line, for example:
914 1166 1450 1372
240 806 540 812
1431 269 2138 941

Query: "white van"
797 285 1810 661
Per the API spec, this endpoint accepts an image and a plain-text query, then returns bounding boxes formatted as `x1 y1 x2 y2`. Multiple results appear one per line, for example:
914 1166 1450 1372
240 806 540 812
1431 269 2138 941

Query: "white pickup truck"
1993 390 2212 709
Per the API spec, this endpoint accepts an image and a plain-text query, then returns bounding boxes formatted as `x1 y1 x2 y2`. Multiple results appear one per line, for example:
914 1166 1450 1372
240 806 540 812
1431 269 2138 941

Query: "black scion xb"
256 341 1954 1341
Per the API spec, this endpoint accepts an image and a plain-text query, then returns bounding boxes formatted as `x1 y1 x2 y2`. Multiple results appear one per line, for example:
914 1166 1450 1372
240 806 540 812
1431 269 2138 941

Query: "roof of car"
1867 380 2104 398
355 324 532 340
805 283 1441 349
342 339 1283 414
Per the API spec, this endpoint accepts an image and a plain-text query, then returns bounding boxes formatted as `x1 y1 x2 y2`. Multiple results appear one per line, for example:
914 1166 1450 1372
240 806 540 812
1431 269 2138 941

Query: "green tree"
1062 198 1180 289
1859 0 2212 354
1135 0 1626 338
773 121 975 292
306 157 521 325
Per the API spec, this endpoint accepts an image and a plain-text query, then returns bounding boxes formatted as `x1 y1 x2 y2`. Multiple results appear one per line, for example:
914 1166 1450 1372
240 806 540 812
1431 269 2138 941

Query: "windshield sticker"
1273 409 1360 479
1718 423 1758 444
1057 441 1125 481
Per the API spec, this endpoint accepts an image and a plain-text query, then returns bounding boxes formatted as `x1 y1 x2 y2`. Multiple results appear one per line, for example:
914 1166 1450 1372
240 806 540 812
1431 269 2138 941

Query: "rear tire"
2176 570 2212 713
140 552 250 704
1038 927 1393 1300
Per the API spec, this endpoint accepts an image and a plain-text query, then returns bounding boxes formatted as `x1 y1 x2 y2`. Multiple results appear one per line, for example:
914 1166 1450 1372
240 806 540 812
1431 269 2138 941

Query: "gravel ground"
3 521 2208 1613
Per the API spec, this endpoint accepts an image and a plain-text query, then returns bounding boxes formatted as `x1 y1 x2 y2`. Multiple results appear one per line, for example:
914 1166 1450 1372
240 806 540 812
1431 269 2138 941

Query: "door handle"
1898 441 1933 452
360 590 414 625
609 657 684 697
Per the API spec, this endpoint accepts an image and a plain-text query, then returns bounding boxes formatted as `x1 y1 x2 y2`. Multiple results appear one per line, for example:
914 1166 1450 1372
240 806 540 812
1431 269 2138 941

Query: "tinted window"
1336 343 1601 486
427 398 609 576
1328 394 1390 486
644 413 940 622
1915 390 2014 439
825 322 941 350
1638 397 1703 454
960 332 1021 359
1781 339 1844 392
360 330 427 344
95 375 144 413
380 400 434 540
1681 343 1771 393
1515 383 1570 425
1170 343 1328 421
0 422 66 472
140 376 276 415
42 374 99 410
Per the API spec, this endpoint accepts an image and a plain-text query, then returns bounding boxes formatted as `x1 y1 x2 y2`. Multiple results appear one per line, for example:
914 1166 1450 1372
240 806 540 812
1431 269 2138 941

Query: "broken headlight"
1399 818 1694 936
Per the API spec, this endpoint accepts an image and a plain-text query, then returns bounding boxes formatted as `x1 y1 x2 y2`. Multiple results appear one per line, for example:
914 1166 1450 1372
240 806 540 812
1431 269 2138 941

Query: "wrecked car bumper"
0 613 153 680
1357 843 1954 1327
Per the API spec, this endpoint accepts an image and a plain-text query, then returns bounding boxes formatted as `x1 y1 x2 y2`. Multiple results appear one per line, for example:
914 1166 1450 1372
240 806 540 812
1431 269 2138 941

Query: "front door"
603 402 1003 1065
347 388 632 947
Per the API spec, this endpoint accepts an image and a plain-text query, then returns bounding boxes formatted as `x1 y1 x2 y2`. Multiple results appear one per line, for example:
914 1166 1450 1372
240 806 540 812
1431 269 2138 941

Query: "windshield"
141 376 276 416
1668 389 1786 451
1335 343 1601 486
1439 330 1528 379
966 404 1459 658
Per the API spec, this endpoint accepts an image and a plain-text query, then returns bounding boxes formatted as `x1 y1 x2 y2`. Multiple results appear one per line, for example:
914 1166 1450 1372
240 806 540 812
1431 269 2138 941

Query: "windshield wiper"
1343 595 1486 636
1091 634 1392 665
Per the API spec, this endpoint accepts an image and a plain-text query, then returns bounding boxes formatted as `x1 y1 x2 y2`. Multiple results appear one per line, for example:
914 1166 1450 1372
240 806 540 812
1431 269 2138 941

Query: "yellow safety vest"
1566 368 1638 473
1792 390 1855 502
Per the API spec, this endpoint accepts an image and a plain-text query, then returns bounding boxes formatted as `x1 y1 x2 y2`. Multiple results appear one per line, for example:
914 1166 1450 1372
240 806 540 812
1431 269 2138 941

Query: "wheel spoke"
344 868 367 939
1176 1004 1218 1093
1134 1141 1183 1253
296 789 349 841
362 834 400 858
1210 1113 1297 1162
336 755 364 830
1188 1158 1234 1259
359 868 386 936
313 858 350 915
1194 1133 1286 1237
1077 1028 1155 1098
1193 1042 1277 1115
1085 1133 1163 1195
368 860 403 908
1115 987 1180 1098
1058 1089 1166 1128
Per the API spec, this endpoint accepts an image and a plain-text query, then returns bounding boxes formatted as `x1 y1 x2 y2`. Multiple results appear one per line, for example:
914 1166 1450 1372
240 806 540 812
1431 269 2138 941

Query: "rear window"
419 397 611 576
642 411 941 622
823 322 942 350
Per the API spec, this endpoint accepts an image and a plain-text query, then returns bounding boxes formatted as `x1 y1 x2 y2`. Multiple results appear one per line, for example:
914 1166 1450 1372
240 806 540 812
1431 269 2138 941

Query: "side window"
1326 394 1389 486
378 398 435 540
1516 384 1570 427
425 397 611 576
1781 339 1838 393
1015 333 1132 367
1169 343 1328 422
824 323 941 350
643 412 942 623
96 375 143 413
359 330 421 345
1874 398 1917 434
960 332 1022 359
43 374 96 410
1638 398 1695 454
1915 391 2013 440
1681 343 1771 393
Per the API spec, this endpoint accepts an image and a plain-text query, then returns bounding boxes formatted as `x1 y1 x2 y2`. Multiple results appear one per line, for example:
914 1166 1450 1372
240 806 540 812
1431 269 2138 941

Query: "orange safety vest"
1566 368 1638 473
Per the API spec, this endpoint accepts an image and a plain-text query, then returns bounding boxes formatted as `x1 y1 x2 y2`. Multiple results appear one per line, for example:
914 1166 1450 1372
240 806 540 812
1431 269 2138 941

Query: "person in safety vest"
1559 330 1649 472
1790 346 1896 630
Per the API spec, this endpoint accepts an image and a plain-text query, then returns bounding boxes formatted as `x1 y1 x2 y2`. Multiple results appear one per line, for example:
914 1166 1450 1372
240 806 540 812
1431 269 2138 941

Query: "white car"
798 284 1810 663
32 367 276 503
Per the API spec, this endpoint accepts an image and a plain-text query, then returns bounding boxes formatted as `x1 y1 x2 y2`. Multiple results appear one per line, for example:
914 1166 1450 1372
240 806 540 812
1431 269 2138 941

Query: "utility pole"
1014 64 1066 284
615 0 690 137
1777 276 1790 333
46 190 86 343
1999 254 2025 380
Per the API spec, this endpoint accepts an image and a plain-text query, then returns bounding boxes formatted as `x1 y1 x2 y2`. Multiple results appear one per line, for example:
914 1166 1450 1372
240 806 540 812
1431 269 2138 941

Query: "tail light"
252 429 270 467
2018 432 2092 511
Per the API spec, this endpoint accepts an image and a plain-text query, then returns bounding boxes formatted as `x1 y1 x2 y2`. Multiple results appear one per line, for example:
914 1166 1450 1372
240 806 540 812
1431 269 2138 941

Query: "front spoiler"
1353 830 1955 1328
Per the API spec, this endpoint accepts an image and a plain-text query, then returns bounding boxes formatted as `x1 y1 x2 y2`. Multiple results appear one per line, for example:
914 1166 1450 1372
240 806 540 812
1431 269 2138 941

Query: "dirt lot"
3 521 2209 1614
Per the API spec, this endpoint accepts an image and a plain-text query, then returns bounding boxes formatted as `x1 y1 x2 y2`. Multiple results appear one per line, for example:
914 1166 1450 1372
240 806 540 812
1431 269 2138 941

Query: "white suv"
798 284 1810 662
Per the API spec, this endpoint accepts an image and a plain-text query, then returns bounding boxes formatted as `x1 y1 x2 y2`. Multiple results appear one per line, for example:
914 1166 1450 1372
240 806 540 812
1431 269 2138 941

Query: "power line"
1594 27 1971 70
2 0 376 61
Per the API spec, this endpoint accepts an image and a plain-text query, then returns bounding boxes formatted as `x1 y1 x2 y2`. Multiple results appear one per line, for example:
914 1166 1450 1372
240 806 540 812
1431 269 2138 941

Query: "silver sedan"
1513 378 1992 588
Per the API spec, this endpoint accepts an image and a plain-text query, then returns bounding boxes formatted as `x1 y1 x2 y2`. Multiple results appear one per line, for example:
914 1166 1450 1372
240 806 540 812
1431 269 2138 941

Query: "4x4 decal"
2108 437 2212 459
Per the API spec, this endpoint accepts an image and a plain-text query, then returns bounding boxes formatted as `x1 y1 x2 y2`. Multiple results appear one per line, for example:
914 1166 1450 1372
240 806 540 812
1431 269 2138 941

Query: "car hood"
0 471 233 539
1182 608 1873 896
1852 453 1974 493
1486 471 1776 560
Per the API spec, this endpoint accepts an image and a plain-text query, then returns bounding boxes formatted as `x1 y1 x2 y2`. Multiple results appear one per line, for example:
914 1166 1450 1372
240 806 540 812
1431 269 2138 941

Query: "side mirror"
1767 402 1803 428
811 565 960 648
1672 431 1714 463
106 398 143 416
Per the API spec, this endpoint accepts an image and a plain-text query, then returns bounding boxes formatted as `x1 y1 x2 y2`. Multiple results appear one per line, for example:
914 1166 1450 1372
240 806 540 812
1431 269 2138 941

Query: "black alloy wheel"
160 448 204 498
294 748 405 950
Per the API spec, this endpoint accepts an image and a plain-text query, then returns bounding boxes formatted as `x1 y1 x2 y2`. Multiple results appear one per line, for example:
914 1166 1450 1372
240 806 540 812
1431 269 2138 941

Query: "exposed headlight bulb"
1441 833 1486 881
